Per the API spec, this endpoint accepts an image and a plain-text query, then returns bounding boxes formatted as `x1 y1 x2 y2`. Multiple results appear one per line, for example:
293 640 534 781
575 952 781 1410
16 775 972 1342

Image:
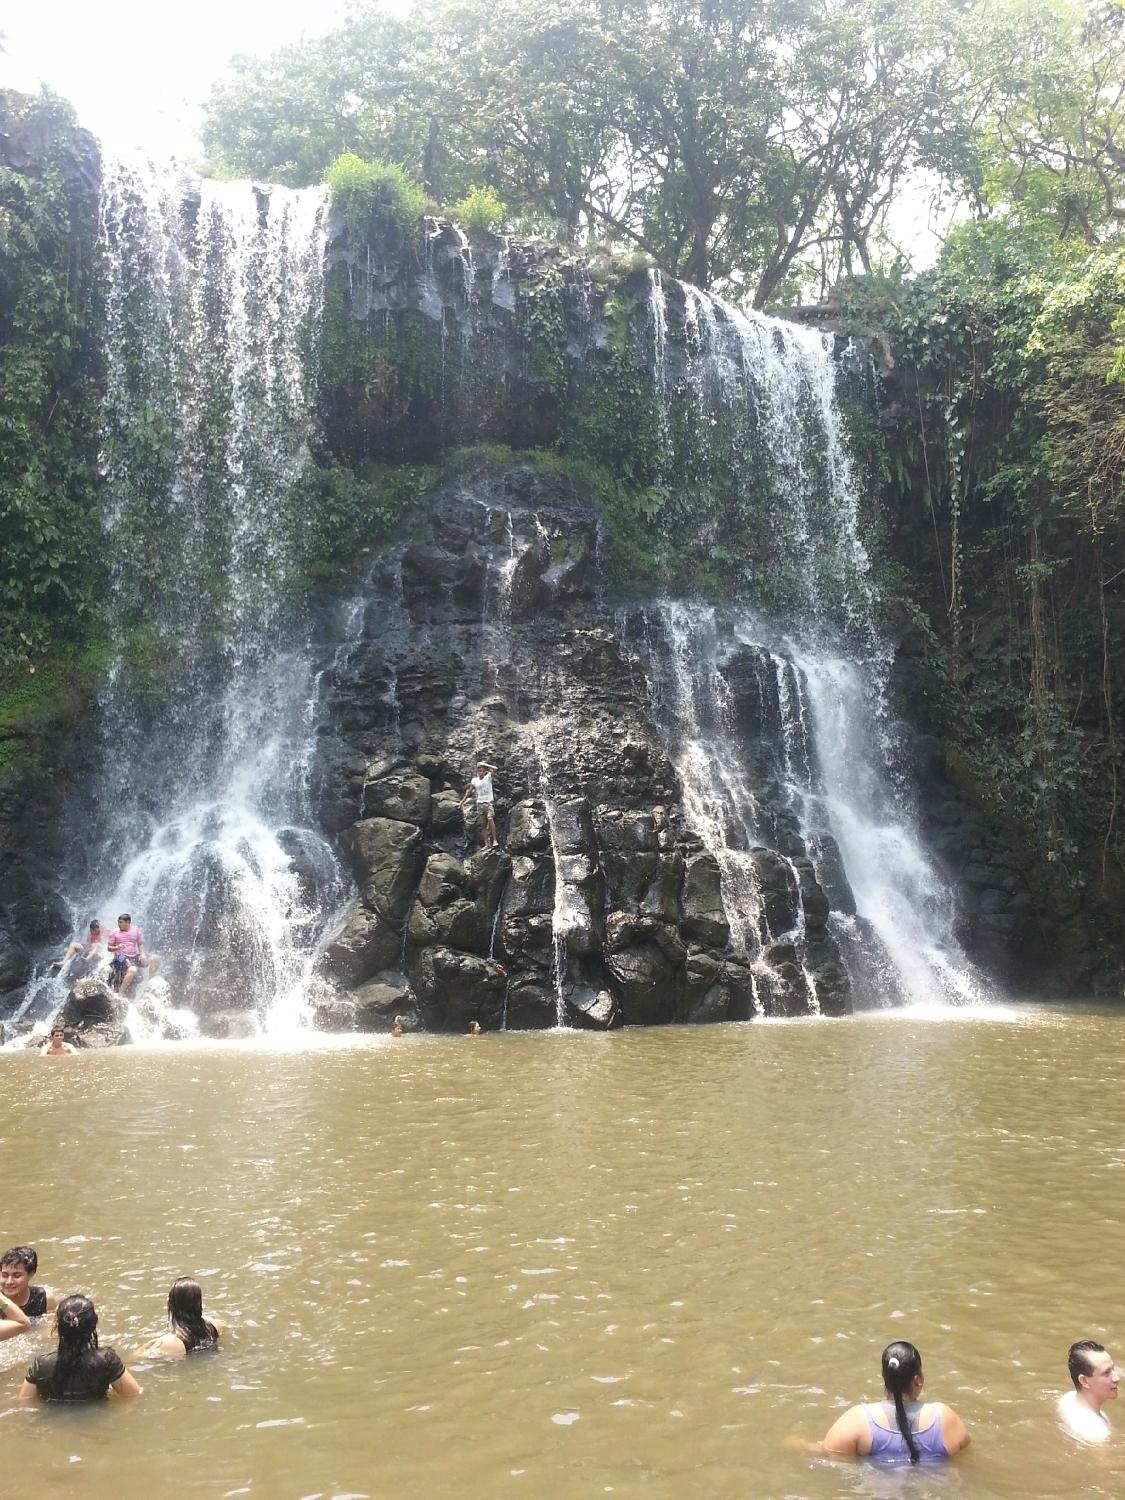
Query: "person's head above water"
117 914 131 927
88 920 101 935
881 1341 925 1464
1069 1340 1118 1399
53 1294 99 1368
167 1276 218 1348
1 1246 38 1303
49 1026 64 1039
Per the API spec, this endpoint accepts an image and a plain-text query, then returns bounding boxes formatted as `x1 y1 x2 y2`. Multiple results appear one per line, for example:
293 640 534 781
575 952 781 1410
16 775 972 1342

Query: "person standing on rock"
460 761 499 850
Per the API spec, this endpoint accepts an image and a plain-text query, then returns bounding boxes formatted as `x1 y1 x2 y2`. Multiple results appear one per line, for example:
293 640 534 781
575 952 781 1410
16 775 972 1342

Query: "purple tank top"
865 1403 948 1463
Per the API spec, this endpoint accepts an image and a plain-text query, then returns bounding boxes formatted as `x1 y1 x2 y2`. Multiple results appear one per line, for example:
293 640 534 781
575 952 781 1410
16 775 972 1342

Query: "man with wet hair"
1059 1339 1118 1443
41 1025 76 1057
0 1246 57 1338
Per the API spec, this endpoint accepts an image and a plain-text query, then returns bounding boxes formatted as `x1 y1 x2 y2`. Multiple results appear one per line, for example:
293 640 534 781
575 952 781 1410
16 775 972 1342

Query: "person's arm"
17 1379 40 1403
0 1296 31 1332
136 1333 185 1360
938 1404 971 1453
110 1369 142 1397
106 932 119 954
818 1405 867 1457
459 787 472 807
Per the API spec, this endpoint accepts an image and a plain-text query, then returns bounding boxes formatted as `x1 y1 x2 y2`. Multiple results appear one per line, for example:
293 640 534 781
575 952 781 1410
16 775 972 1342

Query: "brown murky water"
1 1007 1124 1498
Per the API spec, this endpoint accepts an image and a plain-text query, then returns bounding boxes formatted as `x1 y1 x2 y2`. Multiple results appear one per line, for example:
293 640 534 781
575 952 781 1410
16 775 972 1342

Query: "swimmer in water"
391 1016 404 1036
19 1294 141 1402
468 1020 482 1035
0 1245 57 1334
137 1276 225 1360
814 1341 970 1463
41 1025 76 1056
1058 1339 1118 1443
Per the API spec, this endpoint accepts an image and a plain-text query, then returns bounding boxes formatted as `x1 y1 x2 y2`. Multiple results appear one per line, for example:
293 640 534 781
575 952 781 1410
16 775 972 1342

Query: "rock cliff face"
311 464 865 1029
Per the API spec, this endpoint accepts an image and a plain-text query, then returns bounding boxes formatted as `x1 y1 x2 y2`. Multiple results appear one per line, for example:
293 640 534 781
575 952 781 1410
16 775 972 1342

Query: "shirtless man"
50 919 104 979
1058 1339 1118 1443
459 760 499 850
0 1246 57 1339
41 1025 76 1057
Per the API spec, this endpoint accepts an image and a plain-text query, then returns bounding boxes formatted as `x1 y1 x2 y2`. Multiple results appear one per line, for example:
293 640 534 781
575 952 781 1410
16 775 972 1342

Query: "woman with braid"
816 1341 970 1463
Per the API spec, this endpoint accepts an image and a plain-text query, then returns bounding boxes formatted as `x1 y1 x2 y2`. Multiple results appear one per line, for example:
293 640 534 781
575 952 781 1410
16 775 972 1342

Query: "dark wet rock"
198 1009 259 1040
312 996 359 1031
61 977 126 1029
409 945 507 1030
503 976 556 1029
680 853 730 947
349 817 426 923
750 848 801 937
506 800 551 854
362 771 432 825
352 974 417 1030
569 987 620 1029
606 940 677 1025
0 921 31 993
320 903 401 987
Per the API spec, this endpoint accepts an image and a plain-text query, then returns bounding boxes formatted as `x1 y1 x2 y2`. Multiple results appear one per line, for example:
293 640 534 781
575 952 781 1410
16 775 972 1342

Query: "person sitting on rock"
50 920 104 980
41 1025 76 1057
460 760 499 850
106 913 147 995
0 1246 58 1330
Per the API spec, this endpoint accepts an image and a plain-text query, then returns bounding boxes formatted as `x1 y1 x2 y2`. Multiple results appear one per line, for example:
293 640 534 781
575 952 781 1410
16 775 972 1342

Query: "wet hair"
50 1025 65 1037
1069 1339 1107 1390
1 1246 38 1276
881 1341 923 1464
88 920 101 932
46 1294 100 1398
167 1276 218 1352
117 913 131 924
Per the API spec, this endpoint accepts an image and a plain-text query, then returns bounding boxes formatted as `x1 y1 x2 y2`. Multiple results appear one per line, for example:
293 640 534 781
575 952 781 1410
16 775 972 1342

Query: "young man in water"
1058 1339 1118 1442
0 1246 57 1336
459 760 499 850
41 1025 76 1057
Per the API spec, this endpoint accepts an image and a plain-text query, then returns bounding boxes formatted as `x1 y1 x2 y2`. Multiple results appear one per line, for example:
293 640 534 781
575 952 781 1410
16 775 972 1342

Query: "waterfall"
34 152 354 1034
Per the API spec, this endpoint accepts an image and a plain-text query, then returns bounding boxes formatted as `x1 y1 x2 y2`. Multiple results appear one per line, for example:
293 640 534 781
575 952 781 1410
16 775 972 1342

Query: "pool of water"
2 1006 1124 1497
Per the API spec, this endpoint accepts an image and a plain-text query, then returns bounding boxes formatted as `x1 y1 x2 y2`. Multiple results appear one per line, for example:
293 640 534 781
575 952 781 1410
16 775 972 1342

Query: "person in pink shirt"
106 913 151 995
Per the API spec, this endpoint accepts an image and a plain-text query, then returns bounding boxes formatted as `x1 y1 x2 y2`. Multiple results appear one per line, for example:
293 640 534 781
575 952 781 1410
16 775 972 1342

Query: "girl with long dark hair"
138 1276 224 1360
816 1341 970 1463
19 1294 141 1402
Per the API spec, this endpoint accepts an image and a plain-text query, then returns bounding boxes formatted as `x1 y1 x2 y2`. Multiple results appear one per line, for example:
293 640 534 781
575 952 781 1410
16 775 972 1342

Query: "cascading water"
620 273 987 1010
28 152 357 1034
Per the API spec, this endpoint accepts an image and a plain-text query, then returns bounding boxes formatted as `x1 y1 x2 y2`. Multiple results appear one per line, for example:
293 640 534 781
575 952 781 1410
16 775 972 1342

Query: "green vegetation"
203 0 1124 308
325 152 426 242
839 227 1125 908
0 90 102 682
451 185 506 241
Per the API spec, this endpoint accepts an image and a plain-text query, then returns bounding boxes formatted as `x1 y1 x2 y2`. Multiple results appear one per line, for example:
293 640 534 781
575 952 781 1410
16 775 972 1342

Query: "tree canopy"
201 0 1125 305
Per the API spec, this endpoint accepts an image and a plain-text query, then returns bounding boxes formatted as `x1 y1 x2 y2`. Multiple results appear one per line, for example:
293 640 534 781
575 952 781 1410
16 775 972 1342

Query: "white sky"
0 1 348 159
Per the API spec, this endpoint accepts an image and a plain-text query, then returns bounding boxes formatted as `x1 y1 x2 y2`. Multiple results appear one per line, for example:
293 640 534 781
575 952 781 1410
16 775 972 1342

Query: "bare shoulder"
821 1403 869 1456
936 1402 971 1451
137 1333 186 1360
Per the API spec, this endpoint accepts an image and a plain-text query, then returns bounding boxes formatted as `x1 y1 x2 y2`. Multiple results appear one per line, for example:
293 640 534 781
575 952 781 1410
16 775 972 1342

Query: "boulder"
411 946 508 1031
312 997 359 1031
569 987 620 1029
352 975 417 1031
680 853 730 947
198 1009 259 1040
606 941 677 1025
320 902 400 987
349 817 425 922
430 788 464 836
749 848 800 936
506 800 551 854
363 771 432 825
503 977 557 1030
61 977 127 1029
0 921 30 993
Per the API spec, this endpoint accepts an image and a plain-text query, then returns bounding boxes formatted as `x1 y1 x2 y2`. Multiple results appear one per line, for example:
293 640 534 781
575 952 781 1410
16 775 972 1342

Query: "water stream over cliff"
24 154 351 1035
18 171 990 1033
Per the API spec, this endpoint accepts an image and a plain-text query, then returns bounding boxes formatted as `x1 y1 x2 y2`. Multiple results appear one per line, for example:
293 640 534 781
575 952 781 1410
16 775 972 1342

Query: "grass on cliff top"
0 637 112 770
